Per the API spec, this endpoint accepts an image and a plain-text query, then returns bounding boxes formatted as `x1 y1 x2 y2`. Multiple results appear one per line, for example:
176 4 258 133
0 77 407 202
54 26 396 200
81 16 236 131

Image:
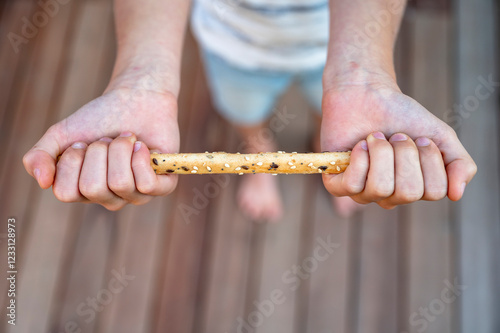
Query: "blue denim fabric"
201 50 324 125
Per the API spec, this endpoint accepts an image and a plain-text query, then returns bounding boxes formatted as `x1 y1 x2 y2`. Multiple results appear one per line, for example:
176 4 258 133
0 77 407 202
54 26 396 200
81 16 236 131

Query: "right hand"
23 86 180 211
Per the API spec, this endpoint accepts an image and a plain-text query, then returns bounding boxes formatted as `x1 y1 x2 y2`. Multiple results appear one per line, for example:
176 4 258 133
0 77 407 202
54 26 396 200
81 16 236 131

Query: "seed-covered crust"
150 151 351 175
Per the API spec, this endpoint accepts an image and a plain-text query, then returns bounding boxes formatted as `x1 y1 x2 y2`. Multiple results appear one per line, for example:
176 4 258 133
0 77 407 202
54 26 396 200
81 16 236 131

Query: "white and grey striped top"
191 0 330 71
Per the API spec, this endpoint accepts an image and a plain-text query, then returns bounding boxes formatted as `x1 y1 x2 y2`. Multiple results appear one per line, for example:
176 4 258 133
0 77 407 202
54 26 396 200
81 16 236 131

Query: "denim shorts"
200 50 324 126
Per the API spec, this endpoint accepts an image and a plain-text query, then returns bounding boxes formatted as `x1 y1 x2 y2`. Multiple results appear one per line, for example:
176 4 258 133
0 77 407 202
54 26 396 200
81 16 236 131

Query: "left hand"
321 71 477 209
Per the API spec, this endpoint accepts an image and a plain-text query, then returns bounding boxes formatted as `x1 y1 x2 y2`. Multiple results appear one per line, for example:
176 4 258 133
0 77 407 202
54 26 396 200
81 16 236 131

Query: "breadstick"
150 151 350 175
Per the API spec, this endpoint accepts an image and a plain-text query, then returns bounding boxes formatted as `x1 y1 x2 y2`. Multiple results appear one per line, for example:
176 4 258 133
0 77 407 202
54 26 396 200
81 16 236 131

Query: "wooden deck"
0 1 498 332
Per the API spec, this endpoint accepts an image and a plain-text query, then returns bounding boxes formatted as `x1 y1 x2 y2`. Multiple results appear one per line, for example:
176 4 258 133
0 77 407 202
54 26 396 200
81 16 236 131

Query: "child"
23 0 476 216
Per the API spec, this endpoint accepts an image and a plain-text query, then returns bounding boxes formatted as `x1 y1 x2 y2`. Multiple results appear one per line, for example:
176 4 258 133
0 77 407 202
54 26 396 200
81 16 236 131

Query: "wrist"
323 55 399 93
106 51 181 98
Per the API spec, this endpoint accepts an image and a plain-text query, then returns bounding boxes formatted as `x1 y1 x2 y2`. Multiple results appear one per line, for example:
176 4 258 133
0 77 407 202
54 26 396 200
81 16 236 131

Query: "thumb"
436 130 477 201
23 125 66 189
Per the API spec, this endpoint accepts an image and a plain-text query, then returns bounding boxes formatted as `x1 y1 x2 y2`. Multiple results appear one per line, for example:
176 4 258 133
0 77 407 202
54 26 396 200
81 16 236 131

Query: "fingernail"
416 137 431 147
391 133 407 142
360 140 368 150
34 168 40 182
133 141 142 152
460 182 466 197
99 137 113 143
72 142 86 149
372 132 386 140
120 131 133 137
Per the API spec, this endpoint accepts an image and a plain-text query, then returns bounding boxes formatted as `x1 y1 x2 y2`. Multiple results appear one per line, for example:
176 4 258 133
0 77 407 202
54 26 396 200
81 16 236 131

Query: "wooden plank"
153 67 221 333
0 1 80 330
0 0 78 250
356 206 399 333
393 9 414 333
48 3 122 333
454 0 500 332
250 86 311 333
95 197 172 333
0 1 35 134
5 1 114 331
5 196 80 333
250 175 305 333
305 178 350 333
52 206 114 333
194 134 254 332
403 10 453 333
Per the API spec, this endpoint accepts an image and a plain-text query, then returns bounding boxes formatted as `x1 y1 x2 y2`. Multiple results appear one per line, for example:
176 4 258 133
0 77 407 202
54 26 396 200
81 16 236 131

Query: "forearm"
325 0 406 89
108 0 192 97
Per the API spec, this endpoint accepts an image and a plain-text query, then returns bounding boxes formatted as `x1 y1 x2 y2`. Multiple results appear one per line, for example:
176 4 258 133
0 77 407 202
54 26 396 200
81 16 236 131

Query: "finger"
322 140 369 197
52 142 88 203
79 138 127 211
355 132 395 203
436 128 477 201
107 131 151 205
378 133 423 208
23 125 67 189
415 137 448 201
131 141 178 196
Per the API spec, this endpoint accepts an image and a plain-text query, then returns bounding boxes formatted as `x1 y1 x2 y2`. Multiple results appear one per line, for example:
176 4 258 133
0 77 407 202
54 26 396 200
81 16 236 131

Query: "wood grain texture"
0 1 497 332
405 10 453 333
455 0 500 332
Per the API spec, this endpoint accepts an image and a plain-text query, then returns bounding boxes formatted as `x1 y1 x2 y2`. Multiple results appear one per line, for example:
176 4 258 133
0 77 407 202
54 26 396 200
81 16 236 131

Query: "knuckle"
53 187 78 203
399 190 423 203
46 124 60 137
323 182 341 197
344 181 364 195
131 196 152 206
22 153 31 169
108 179 134 194
468 161 478 177
397 183 424 202
444 126 457 138
79 181 105 199
425 188 448 201
378 201 396 210
104 202 126 211
137 181 156 195
372 185 394 199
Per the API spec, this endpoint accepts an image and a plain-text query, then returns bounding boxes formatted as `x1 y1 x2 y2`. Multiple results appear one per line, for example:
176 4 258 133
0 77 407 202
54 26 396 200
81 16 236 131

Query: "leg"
201 50 292 221
298 67 364 218
235 122 284 222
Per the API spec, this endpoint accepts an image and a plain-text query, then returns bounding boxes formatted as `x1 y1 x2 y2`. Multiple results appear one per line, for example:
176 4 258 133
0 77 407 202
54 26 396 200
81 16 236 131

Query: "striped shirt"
191 0 330 71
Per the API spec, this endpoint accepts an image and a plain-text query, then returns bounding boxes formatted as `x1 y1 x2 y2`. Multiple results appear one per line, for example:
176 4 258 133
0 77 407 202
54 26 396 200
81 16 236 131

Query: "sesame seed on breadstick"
150 152 350 175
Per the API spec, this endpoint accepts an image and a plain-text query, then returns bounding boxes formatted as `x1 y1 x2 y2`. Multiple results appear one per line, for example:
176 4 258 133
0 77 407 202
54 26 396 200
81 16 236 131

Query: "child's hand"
321 72 476 209
23 88 180 210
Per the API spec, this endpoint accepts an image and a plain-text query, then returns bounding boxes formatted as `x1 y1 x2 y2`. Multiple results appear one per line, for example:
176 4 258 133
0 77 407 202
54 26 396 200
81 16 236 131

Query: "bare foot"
312 116 364 218
237 173 283 222
233 122 284 222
